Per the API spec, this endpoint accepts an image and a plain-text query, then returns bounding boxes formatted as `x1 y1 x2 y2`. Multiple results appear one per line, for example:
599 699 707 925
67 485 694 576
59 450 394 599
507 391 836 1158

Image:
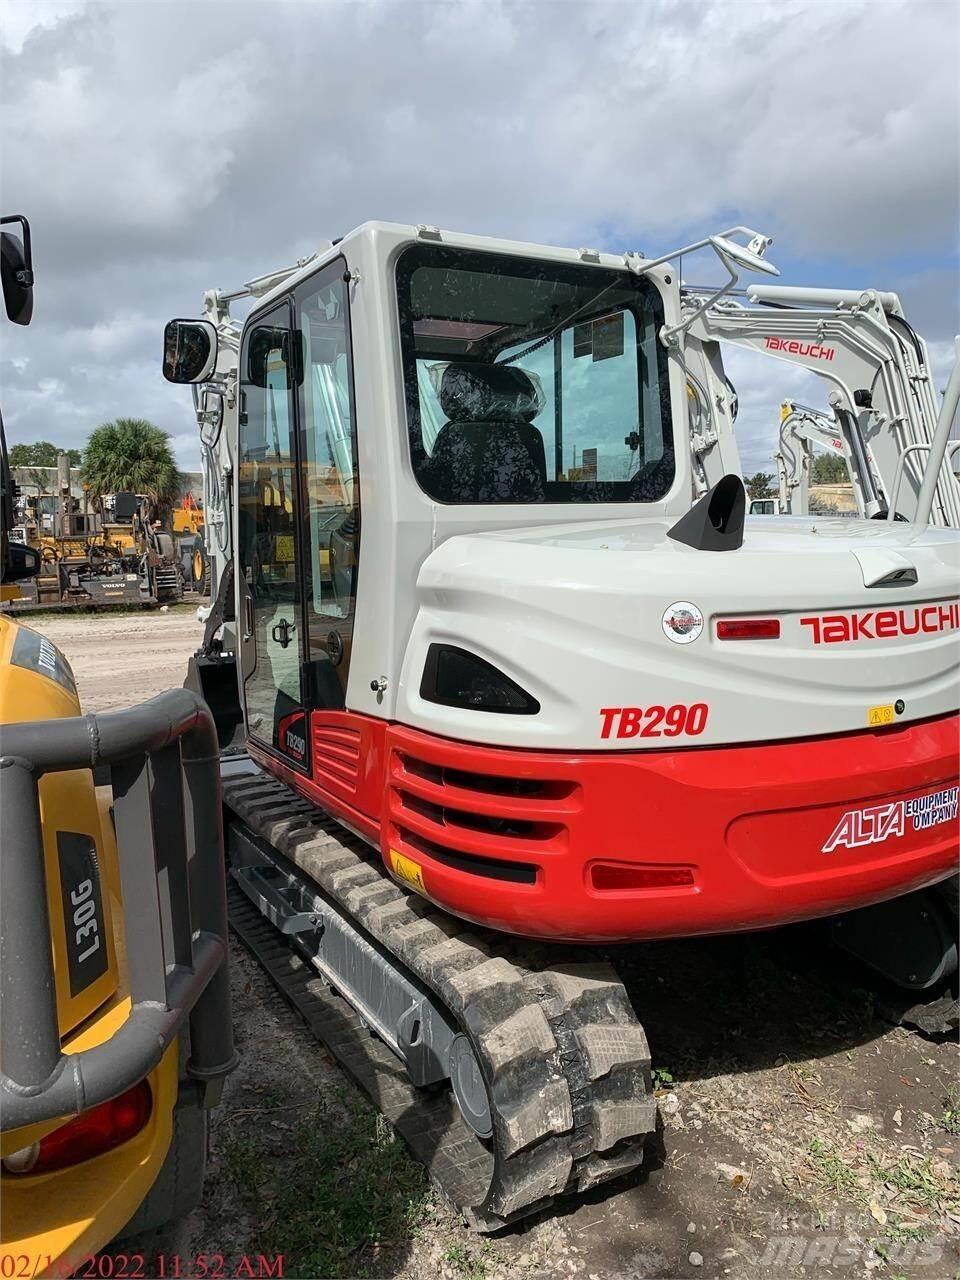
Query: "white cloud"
0 0 86 52
1 0 956 471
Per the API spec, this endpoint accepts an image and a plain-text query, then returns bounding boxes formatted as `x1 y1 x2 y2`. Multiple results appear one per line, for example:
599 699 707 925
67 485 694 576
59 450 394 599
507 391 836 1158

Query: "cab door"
292 260 360 712
236 302 309 768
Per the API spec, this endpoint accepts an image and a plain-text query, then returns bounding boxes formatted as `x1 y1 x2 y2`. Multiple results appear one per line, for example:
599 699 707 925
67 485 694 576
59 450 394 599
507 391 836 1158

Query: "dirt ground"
26 610 960 1280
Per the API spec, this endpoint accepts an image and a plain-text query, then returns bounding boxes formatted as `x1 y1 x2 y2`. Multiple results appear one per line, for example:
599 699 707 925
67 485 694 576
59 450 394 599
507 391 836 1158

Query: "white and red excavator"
163 221 960 1229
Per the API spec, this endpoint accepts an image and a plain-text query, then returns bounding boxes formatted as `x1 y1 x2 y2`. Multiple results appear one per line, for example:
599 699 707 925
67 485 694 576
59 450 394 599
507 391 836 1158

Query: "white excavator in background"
772 400 849 517
771 393 960 521
680 275 960 526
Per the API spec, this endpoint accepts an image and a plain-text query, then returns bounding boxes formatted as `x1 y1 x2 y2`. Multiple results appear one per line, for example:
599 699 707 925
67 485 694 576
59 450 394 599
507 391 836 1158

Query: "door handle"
243 595 254 640
271 618 296 648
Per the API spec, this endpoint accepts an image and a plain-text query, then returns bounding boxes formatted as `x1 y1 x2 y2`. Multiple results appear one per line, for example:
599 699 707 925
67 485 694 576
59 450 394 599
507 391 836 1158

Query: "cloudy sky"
2 0 958 476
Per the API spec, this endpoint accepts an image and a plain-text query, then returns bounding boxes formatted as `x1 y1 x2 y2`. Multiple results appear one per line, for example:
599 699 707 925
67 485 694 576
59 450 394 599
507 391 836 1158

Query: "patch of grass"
882 1221 929 1245
807 1137 862 1198
867 1151 960 1214
941 1082 960 1135
443 1242 495 1279
259 1082 291 1109
222 1098 429 1277
5 600 198 620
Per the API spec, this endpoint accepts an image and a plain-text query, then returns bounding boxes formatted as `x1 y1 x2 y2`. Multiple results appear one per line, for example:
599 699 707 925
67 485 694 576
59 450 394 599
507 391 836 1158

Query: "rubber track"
222 773 656 1230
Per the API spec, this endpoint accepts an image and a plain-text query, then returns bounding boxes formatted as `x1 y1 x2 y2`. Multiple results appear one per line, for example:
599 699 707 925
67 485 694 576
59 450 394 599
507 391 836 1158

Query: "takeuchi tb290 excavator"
164 221 960 1230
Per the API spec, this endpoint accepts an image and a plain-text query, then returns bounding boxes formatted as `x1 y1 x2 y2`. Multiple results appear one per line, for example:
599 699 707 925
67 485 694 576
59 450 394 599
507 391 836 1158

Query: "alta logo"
764 336 835 362
822 785 959 853
801 601 959 644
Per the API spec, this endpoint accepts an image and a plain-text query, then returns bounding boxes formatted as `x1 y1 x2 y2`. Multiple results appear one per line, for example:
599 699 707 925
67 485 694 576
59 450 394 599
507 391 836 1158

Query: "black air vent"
667 474 746 552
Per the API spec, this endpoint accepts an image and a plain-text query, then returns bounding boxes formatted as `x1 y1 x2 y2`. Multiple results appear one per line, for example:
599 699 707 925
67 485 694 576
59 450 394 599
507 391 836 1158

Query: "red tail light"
23 1082 152 1174
716 618 781 640
589 862 696 892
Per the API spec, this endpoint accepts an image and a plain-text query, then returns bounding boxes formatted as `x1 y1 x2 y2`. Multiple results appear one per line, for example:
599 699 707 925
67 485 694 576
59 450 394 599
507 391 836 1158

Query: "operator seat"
423 363 547 503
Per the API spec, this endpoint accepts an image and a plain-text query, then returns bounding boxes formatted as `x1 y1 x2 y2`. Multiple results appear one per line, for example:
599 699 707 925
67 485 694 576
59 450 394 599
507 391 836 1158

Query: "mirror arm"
659 253 738 350
624 225 777 351
625 225 768 277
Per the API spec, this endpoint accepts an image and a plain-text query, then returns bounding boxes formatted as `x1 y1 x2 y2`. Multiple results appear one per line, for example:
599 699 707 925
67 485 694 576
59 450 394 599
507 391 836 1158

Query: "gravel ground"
26 610 960 1280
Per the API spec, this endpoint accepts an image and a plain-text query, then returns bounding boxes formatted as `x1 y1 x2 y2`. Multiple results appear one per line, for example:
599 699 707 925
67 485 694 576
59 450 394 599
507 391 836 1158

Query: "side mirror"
709 234 779 277
163 318 218 383
4 539 41 582
1 216 34 327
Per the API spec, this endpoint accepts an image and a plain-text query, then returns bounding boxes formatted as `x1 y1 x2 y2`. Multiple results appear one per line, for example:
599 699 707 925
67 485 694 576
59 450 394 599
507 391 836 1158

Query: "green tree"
81 419 182 513
9 441 82 467
744 471 775 499
811 452 848 484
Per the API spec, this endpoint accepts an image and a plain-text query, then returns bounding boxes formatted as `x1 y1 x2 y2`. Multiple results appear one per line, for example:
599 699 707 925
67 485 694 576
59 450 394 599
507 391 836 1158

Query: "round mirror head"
163 318 218 383
709 234 780 277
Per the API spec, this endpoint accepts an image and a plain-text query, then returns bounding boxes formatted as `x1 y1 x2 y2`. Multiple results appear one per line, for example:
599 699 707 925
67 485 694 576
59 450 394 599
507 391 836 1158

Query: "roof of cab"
250 220 642 313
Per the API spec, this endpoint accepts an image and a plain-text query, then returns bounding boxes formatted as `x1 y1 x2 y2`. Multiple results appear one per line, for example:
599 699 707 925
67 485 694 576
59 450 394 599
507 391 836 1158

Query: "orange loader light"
716 618 781 640
5 1081 152 1176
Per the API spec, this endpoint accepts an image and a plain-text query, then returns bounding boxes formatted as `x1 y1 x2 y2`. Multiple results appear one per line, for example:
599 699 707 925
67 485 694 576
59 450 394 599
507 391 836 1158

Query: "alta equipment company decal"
822 785 959 853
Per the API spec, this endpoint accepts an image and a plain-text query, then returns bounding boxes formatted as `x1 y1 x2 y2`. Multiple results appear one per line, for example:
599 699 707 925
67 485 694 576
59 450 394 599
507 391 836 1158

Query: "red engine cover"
250 711 959 943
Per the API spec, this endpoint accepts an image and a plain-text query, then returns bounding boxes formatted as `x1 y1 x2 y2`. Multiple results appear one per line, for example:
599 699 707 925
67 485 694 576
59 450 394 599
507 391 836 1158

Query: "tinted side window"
295 265 359 704
397 245 673 505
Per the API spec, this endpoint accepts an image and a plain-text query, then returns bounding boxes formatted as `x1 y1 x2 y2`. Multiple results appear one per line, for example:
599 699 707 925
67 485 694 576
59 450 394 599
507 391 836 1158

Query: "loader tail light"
589 862 696 893
11 1081 152 1175
716 618 781 640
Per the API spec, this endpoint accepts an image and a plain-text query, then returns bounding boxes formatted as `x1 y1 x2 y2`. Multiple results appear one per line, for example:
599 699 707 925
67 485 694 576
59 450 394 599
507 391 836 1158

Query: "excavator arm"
681 286 960 526
775 401 848 516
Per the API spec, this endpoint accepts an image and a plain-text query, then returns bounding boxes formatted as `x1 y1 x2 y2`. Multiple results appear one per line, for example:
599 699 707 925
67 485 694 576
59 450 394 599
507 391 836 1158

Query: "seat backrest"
422 364 547 503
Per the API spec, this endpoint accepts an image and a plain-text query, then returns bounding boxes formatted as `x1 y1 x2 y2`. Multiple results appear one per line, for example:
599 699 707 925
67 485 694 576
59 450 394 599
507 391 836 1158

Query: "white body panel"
397 515 960 749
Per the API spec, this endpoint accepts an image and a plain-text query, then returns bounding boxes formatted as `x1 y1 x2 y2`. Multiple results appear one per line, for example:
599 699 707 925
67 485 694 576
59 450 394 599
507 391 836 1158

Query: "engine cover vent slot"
396 828 538 885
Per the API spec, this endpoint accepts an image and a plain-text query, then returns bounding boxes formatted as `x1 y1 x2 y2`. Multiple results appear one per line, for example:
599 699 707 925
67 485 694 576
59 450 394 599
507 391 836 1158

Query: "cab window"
396 244 672 505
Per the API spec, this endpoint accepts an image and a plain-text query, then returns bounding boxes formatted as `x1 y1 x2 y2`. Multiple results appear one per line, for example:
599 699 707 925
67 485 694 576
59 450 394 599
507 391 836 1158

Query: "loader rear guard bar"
0 688 238 1134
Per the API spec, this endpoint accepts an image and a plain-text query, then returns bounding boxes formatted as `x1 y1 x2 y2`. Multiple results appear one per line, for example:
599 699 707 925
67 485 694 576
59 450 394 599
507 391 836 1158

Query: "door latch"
271 618 296 648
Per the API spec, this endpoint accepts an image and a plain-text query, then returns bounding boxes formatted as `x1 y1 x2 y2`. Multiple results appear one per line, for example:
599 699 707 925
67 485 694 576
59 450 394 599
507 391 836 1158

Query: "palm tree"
81 418 183 515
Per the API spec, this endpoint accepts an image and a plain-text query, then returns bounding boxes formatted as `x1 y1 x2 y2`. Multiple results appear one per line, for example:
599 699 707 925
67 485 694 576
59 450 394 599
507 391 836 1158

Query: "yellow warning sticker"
389 849 426 892
867 703 895 727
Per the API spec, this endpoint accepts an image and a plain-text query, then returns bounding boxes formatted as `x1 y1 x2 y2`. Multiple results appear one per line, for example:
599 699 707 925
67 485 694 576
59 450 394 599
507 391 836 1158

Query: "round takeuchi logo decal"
662 601 704 644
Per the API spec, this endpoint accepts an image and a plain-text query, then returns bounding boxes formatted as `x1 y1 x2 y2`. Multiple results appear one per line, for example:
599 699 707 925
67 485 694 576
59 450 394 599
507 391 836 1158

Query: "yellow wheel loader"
0 215 236 1276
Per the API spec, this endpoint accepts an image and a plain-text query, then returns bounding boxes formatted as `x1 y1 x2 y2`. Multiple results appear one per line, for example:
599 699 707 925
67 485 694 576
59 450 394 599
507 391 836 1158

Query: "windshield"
396 244 673 505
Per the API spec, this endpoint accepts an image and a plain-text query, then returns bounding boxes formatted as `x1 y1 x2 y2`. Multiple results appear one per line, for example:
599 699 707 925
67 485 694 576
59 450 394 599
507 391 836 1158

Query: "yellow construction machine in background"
0 213 236 1277
8 470 185 611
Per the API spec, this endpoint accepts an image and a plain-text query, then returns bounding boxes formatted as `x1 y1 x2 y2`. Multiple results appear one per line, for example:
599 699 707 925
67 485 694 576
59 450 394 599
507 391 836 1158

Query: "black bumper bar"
0 688 237 1133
